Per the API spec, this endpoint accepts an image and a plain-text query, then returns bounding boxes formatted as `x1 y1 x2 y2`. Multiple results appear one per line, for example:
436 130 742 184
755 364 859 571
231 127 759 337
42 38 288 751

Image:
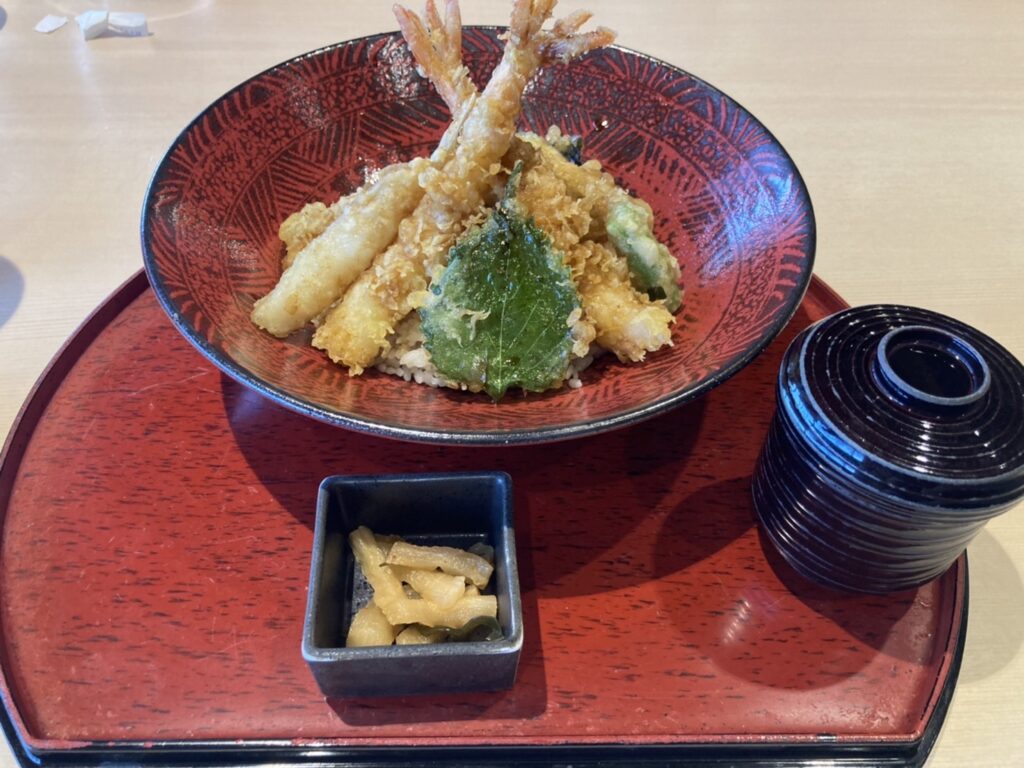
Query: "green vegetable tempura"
420 164 581 400
605 199 683 312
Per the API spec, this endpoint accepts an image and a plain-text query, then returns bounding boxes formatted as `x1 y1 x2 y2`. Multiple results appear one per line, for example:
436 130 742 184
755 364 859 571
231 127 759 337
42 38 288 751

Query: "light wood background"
0 1 1021 765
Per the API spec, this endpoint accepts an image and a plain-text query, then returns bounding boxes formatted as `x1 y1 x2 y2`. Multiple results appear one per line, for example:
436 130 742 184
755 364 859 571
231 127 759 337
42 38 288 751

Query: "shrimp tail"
394 0 473 112
552 9 592 35
424 0 463 65
443 0 462 54
539 25 616 64
510 0 558 45
510 1 616 65
423 0 445 37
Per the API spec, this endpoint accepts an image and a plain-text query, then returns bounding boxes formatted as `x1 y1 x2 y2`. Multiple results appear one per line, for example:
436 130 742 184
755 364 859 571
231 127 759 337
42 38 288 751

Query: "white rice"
374 314 599 393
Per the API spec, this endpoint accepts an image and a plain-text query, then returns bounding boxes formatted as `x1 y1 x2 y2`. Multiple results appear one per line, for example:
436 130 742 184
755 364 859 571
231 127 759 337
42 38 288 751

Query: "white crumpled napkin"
75 10 149 40
34 14 68 34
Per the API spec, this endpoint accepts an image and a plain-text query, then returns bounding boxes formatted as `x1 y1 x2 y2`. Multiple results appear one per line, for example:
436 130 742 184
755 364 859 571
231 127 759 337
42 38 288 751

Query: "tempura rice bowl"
141 27 815 445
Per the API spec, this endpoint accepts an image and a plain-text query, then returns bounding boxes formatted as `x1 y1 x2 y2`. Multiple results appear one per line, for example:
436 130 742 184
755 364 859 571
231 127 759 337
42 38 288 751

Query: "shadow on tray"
224 371 713 599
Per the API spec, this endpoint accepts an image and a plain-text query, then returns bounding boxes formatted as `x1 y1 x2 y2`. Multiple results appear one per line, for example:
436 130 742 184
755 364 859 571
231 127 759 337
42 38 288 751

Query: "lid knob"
874 325 990 409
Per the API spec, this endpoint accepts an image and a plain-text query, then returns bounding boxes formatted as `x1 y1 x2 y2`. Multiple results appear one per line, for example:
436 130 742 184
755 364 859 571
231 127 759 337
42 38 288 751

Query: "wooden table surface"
0 1 1021 765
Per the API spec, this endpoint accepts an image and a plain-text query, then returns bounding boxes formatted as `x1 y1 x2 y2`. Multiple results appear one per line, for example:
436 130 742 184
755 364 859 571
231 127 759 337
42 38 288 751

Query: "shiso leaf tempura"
251 0 684 397
420 163 583 400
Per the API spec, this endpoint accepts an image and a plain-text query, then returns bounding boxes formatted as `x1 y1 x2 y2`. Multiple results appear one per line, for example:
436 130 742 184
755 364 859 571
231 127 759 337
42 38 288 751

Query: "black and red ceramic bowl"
142 28 815 445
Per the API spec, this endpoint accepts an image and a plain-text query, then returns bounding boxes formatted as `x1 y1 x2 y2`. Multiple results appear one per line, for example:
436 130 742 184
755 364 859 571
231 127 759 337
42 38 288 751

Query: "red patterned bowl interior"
142 29 815 445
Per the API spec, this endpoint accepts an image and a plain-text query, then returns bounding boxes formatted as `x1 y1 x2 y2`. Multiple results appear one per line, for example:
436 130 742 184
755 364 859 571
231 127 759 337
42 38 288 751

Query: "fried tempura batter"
250 1 481 339
312 0 615 373
250 0 681 391
515 144 673 362
509 131 683 310
278 201 334 269
572 241 674 362
251 160 429 337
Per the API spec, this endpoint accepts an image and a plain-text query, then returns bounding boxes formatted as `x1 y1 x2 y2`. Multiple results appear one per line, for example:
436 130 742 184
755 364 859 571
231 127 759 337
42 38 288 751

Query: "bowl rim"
140 27 816 447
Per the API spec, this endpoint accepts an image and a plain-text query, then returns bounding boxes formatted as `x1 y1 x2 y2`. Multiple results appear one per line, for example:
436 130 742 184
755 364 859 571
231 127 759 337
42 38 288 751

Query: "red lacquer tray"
0 273 965 767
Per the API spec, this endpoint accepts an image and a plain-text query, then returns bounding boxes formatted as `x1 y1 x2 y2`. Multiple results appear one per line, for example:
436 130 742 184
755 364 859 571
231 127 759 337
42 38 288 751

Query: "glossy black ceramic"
754 305 1024 593
302 472 522 697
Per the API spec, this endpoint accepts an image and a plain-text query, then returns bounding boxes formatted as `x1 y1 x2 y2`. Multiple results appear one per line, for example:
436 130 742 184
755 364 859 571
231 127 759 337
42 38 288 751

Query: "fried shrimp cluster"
251 0 683 395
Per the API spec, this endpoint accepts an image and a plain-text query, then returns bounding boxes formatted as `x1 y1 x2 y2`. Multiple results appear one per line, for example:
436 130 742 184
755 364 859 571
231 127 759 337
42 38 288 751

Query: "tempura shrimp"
249 0 479 338
571 240 674 362
508 132 683 311
513 141 674 362
250 160 429 337
278 201 334 269
312 0 615 372
358 56 674 367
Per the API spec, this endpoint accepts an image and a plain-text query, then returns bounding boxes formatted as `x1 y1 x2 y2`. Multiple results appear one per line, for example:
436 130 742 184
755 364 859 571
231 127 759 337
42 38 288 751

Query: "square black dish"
302 471 522 698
